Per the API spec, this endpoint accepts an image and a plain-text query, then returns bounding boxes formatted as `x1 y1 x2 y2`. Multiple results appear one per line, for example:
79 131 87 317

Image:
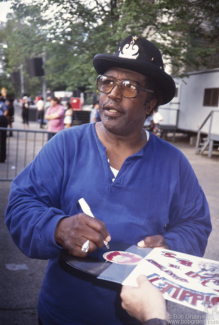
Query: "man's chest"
58 161 174 243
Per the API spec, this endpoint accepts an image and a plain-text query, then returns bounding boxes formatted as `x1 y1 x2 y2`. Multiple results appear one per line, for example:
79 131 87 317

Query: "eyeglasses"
97 75 154 98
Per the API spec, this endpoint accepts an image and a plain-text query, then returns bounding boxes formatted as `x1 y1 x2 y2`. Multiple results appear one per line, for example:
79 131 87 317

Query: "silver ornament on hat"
119 36 139 60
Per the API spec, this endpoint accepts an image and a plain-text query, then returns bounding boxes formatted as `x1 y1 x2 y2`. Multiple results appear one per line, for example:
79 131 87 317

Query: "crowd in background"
0 92 163 163
0 95 14 162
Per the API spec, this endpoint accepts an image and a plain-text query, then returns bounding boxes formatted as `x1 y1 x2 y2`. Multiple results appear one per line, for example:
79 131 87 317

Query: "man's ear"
145 99 157 116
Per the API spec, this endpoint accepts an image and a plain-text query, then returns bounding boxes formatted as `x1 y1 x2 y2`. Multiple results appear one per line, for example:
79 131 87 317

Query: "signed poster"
63 244 219 313
123 249 219 313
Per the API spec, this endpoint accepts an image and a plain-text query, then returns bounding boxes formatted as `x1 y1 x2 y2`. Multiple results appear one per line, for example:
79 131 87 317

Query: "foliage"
0 2 48 98
39 0 219 73
0 72 15 97
0 0 218 98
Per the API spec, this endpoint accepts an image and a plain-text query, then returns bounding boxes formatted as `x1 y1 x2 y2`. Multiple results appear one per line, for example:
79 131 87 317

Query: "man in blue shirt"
6 36 211 325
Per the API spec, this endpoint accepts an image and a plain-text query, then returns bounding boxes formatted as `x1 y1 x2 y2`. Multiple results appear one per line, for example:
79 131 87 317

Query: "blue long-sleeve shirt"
5 123 211 325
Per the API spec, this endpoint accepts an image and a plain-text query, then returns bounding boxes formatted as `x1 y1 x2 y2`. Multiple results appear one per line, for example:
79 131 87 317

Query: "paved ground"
0 109 49 324
0 111 219 324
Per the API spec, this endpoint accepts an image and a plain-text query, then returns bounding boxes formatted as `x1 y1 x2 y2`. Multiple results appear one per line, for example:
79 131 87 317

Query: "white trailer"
158 68 219 156
159 68 219 133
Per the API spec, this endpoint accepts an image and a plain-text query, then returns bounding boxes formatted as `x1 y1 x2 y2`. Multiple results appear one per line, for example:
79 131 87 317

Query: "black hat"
93 35 175 104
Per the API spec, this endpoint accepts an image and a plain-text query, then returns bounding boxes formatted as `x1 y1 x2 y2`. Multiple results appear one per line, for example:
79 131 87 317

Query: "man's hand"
137 235 169 249
55 213 111 257
120 275 167 323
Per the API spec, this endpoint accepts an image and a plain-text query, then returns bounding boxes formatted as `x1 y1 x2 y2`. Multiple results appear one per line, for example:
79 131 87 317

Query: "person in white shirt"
64 102 73 128
143 114 154 132
36 97 44 129
153 109 163 135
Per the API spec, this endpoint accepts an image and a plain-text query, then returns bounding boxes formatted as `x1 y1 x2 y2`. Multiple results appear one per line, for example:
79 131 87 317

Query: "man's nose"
108 83 122 100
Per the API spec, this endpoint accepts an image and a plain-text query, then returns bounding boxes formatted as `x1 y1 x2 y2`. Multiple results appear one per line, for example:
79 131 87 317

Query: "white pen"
78 198 110 250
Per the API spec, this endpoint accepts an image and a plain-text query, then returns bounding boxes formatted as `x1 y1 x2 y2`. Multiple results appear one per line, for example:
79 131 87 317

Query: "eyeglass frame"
96 74 155 98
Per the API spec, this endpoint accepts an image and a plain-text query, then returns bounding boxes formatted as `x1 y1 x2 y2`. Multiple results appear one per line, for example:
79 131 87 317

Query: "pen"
78 198 110 250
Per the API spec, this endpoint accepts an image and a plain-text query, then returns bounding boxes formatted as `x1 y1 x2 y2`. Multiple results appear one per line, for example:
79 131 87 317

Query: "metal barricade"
0 127 48 181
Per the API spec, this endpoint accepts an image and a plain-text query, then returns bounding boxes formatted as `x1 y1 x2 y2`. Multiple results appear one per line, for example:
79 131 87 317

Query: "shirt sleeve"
45 106 51 117
93 109 98 118
163 154 212 257
56 105 65 118
5 133 69 259
142 319 168 325
0 102 7 112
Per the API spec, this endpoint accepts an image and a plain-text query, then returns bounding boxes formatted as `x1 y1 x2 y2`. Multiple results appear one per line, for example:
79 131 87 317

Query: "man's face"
99 67 155 136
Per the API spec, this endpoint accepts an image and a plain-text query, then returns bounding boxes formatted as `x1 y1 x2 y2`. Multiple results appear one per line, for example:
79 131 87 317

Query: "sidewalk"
10 104 48 131
0 122 218 324
0 109 49 324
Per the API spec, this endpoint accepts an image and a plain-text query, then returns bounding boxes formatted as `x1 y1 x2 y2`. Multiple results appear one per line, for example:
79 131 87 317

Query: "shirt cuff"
142 318 168 325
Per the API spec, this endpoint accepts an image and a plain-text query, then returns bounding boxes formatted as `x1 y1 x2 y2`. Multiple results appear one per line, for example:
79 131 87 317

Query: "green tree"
64 1 219 63
38 0 219 80
0 2 48 98
1 0 219 98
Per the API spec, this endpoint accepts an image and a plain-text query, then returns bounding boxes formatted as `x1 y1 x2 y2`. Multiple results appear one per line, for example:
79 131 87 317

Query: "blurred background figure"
153 109 163 135
36 97 45 129
22 96 29 130
45 96 51 114
90 100 100 123
143 114 154 132
64 102 73 128
45 96 65 141
27 95 32 104
0 96 8 163
121 275 167 325
6 97 14 137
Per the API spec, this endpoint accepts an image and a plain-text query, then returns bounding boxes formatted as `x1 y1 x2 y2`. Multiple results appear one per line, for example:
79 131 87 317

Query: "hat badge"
119 36 139 60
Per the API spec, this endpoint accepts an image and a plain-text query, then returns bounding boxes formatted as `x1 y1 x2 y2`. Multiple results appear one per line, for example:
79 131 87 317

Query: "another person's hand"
54 213 111 257
137 235 169 249
120 275 167 323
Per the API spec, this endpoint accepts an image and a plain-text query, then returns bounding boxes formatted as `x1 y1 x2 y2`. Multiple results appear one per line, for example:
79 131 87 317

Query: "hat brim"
93 54 175 105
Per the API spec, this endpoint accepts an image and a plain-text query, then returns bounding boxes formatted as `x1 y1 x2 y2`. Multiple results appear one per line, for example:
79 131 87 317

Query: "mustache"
102 100 125 113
